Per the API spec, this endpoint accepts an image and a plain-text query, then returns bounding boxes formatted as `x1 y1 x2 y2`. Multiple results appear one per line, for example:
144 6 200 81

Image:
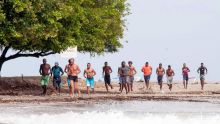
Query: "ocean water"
0 100 220 124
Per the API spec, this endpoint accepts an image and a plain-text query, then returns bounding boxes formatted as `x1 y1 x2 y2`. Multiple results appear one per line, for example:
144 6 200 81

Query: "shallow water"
0 100 220 124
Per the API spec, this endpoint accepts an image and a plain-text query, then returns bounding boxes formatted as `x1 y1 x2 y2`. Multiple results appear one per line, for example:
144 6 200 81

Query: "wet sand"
0 77 220 103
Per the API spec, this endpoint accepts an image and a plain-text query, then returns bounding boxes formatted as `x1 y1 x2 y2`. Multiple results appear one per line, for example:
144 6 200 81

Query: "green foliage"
0 0 129 54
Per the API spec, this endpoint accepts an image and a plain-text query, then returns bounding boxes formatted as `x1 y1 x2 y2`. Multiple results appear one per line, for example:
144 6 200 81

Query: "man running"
84 63 96 95
197 63 208 90
141 62 152 90
51 62 64 95
64 58 81 97
103 62 113 92
156 63 165 91
166 65 175 91
39 58 51 96
182 63 190 89
118 61 130 94
128 61 137 92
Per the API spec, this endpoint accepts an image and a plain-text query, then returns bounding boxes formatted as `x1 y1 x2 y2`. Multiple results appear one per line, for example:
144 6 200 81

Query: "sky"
1 0 220 82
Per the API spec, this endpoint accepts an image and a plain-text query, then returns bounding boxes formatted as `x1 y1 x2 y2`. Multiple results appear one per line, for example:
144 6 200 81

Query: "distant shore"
0 76 220 104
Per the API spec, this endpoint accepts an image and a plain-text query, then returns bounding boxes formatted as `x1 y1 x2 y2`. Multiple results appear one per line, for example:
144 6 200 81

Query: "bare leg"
186 81 188 89
123 83 128 94
74 82 81 97
131 83 133 91
87 86 90 95
183 80 186 89
127 83 130 93
70 81 74 97
105 83 109 92
159 82 162 90
92 88 95 94
145 81 149 90
201 80 204 90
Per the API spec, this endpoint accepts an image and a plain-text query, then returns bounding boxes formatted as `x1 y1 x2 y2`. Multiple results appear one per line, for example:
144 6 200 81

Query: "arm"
83 70 87 78
93 69 97 76
102 67 105 75
133 67 137 75
60 67 64 76
64 65 68 73
205 67 208 74
109 67 113 73
173 71 175 76
197 68 200 74
49 65 52 76
39 65 42 75
77 65 81 74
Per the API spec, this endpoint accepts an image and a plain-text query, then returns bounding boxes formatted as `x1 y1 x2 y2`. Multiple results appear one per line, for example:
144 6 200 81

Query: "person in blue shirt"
51 62 64 94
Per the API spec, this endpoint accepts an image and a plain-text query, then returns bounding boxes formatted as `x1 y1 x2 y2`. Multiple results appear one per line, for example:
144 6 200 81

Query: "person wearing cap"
39 58 51 96
141 62 152 90
51 62 64 94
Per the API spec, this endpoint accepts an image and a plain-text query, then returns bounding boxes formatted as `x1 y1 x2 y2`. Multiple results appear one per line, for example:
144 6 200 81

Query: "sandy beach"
0 76 220 104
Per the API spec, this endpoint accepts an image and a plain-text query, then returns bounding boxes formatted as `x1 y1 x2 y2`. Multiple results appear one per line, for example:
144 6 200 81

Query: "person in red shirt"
182 63 190 89
166 65 175 91
141 62 152 90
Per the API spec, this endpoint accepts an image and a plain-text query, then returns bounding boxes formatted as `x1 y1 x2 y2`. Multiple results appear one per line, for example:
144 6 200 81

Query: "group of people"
39 58 208 96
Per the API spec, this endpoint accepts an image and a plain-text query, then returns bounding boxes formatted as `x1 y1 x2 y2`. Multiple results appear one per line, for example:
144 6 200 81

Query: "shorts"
167 76 173 84
200 75 205 81
53 77 61 88
129 76 134 84
157 75 163 83
183 75 189 81
104 75 111 84
119 77 122 84
41 75 50 86
144 75 151 82
68 75 78 82
121 76 129 84
86 78 95 88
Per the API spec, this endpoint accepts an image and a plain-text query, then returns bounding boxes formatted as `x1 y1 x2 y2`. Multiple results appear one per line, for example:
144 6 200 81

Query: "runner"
118 66 122 92
64 58 81 97
197 63 208 90
51 62 64 95
182 63 190 89
166 65 175 91
39 58 51 96
156 63 165 91
141 62 152 90
84 63 96 95
128 61 137 92
118 61 130 94
103 62 113 92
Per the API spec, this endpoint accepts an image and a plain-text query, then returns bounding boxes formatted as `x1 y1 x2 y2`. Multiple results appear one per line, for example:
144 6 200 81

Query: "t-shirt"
103 66 112 75
166 69 174 77
120 66 130 76
40 64 51 76
198 66 207 75
182 67 190 76
52 66 63 78
142 66 152 76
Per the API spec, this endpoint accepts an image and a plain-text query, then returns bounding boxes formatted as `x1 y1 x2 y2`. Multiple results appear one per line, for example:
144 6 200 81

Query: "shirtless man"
128 61 137 92
118 61 130 94
39 58 51 96
141 62 152 90
182 63 190 89
197 63 208 90
84 63 96 95
64 58 81 97
166 65 175 91
103 62 113 92
156 63 165 91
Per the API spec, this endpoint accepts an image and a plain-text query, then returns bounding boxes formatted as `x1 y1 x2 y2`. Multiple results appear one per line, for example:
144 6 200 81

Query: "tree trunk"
0 59 5 77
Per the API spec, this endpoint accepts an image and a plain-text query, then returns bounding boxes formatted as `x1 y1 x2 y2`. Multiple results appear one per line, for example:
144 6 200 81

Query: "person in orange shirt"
156 63 165 91
141 62 152 90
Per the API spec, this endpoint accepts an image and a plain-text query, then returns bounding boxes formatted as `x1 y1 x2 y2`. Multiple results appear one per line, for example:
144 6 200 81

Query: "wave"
0 111 220 124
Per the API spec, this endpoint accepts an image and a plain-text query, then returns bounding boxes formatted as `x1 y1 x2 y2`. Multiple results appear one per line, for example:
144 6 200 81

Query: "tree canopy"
0 0 129 71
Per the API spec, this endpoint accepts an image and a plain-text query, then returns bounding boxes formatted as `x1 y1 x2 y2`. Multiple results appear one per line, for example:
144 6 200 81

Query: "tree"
0 0 129 74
